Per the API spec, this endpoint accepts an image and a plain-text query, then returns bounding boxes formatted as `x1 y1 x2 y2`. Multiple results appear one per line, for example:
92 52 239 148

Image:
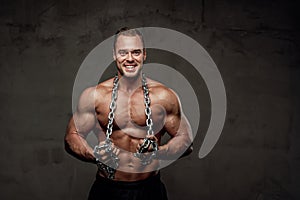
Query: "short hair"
113 27 145 50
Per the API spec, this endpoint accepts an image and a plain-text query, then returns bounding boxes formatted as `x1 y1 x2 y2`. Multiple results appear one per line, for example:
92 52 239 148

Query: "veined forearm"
64 132 96 163
157 134 192 160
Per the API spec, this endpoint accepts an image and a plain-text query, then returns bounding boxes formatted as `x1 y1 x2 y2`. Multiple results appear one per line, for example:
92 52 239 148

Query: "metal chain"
143 73 154 136
106 75 119 139
134 73 158 165
94 75 119 179
94 73 159 180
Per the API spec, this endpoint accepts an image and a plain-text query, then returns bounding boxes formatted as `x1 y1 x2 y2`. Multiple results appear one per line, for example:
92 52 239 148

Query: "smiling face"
114 35 146 79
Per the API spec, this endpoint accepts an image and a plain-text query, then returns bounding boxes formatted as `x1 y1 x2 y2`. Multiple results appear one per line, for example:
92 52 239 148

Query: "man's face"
114 35 146 78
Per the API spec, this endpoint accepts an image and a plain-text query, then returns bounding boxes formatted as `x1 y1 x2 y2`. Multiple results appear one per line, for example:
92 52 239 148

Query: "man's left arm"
157 90 193 160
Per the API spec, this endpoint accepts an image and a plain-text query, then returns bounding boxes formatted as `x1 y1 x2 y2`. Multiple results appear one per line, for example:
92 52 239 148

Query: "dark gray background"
0 0 299 199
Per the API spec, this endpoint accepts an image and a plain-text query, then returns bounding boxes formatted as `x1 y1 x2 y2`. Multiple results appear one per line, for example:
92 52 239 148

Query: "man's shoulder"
147 78 178 102
97 78 115 89
95 78 115 94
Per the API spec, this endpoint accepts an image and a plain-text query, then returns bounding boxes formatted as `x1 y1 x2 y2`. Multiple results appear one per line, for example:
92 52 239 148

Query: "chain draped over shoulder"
94 73 158 179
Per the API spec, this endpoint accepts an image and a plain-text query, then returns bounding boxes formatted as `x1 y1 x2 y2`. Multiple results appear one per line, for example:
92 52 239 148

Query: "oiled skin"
65 34 192 182
65 77 192 181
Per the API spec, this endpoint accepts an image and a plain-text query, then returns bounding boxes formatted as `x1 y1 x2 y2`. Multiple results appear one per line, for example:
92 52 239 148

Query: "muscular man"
65 27 193 200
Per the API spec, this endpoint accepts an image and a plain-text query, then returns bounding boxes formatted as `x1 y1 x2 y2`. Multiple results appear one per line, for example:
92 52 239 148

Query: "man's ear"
143 48 146 61
113 49 116 60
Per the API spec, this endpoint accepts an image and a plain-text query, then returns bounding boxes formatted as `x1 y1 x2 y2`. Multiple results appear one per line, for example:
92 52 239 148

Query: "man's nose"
126 52 134 61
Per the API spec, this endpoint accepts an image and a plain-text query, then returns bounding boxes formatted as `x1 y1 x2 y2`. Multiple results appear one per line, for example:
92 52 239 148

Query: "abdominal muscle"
97 129 161 181
113 151 159 181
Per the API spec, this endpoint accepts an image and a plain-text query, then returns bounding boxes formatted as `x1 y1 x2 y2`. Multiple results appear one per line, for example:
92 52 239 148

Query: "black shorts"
88 173 168 200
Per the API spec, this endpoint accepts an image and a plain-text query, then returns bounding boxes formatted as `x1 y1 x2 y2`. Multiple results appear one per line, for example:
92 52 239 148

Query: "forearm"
64 131 96 164
157 133 192 160
158 113 193 160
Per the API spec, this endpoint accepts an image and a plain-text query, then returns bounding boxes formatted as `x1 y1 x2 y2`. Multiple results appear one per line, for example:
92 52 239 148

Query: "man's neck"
118 74 143 93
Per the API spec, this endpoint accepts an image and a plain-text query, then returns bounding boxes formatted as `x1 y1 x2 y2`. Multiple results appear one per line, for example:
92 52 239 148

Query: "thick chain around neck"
106 75 119 139
106 73 154 139
94 74 155 178
142 73 154 137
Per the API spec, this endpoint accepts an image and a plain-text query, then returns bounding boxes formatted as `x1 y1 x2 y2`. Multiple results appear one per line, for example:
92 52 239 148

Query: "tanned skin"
65 34 193 181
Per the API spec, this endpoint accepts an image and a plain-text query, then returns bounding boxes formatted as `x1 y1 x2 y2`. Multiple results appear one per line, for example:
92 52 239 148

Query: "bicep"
162 92 192 138
164 113 181 137
164 113 191 137
162 89 183 137
72 112 96 136
67 87 97 137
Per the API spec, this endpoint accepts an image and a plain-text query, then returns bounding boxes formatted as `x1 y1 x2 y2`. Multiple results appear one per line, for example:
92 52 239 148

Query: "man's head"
113 27 146 78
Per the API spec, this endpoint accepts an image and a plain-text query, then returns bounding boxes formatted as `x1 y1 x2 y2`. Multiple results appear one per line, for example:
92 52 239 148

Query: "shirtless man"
65 27 193 200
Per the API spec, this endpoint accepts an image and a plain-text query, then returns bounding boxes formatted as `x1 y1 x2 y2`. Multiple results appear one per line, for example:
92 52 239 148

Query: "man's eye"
118 50 127 56
132 50 141 56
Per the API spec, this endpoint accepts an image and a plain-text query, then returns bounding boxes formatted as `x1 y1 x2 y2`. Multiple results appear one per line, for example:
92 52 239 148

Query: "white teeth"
125 65 134 69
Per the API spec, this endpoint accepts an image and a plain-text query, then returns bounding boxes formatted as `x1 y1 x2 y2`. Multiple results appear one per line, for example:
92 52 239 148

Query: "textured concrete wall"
0 0 299 199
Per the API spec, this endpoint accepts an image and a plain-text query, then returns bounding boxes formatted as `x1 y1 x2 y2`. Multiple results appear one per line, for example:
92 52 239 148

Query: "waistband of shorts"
95 171 161 188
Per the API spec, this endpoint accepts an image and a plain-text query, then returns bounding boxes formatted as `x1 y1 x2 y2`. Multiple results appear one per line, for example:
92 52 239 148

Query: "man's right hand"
94 140 120 167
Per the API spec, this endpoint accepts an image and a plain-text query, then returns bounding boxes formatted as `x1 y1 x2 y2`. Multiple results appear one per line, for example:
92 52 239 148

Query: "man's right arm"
64 87 97 164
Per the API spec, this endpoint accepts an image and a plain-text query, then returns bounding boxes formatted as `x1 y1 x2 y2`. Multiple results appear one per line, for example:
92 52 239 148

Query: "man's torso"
94 77 170 181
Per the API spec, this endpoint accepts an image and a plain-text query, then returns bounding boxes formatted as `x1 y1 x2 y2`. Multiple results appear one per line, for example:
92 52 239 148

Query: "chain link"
142 73 154 136
94 73 159 179
134 73 158 165
94 75 119 179
106 75 119 138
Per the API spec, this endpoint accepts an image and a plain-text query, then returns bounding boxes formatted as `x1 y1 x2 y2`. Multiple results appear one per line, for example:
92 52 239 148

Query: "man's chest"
95 91 165 132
